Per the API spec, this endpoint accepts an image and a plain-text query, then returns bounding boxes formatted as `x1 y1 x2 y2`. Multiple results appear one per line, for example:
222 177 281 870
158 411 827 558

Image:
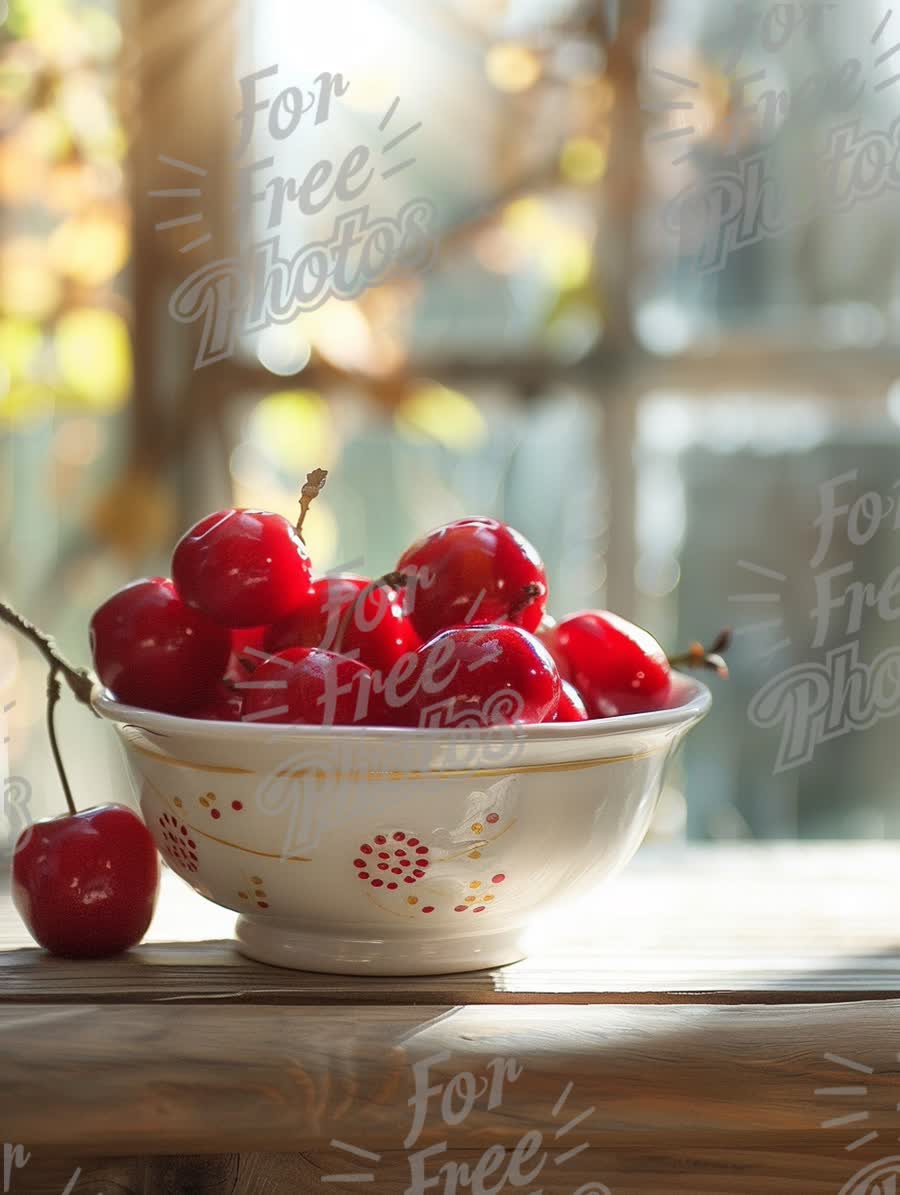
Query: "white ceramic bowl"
93 677 710 975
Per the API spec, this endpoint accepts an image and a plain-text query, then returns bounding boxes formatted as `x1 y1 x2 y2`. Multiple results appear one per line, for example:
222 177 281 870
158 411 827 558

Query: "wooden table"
3 844 900 1194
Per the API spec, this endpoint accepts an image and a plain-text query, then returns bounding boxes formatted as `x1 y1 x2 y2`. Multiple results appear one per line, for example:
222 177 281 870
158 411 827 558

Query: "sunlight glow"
485 43 542 92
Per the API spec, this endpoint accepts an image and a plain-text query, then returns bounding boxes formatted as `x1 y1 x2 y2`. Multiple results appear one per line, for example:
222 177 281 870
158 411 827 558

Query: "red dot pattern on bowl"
158 813 198 874
355 831 430 892
198 794 246 818
354 815 506 914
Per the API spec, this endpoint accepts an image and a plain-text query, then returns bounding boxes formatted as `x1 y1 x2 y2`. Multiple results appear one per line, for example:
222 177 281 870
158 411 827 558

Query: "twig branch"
0 602 95 706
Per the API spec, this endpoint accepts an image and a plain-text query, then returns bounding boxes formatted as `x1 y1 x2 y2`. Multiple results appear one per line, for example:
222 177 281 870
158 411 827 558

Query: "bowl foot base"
234 915 528 975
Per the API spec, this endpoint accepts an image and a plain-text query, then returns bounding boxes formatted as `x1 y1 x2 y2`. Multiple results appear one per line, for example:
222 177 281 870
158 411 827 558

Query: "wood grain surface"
1 1146 882 1195
3 998 899 1152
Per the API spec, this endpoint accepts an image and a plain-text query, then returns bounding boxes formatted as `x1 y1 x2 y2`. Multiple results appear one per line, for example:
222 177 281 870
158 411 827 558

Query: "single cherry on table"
13 803 159 958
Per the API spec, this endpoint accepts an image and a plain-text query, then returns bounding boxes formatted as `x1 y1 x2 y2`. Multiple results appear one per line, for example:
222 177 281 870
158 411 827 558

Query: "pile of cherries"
89 470 721 729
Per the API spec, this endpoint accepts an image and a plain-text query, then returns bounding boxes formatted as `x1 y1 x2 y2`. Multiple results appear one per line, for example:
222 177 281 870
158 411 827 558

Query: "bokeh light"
48 207 130 287
255 324 313 377
0 239 62 320
54 308 131 411
395 383 488 452
559 136 608 185
0 0 131 427
249 390 334 472
485 43 542 93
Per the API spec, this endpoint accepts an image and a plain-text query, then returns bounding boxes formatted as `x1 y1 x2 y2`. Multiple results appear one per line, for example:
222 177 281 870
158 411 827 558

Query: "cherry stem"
295 467 328 541
333 570 408 656
668 628 732 679
47 669 77 816
508 582 543 622
0 600 95 707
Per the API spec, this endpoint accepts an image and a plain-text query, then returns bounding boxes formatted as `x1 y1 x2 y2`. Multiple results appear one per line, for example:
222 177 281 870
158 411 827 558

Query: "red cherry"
264 575 367 654
547 610 672 717
172 509 314 627
12 804 160 958
241 647 373 725
339 582 421 676
266 574 421 676
396 518 547 642
90 578 230 714
230 625 268 663
551 680 589 723
380 623 560 727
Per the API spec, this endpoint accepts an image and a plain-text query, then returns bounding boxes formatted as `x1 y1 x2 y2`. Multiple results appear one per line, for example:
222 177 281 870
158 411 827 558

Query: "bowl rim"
91 673 711 743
